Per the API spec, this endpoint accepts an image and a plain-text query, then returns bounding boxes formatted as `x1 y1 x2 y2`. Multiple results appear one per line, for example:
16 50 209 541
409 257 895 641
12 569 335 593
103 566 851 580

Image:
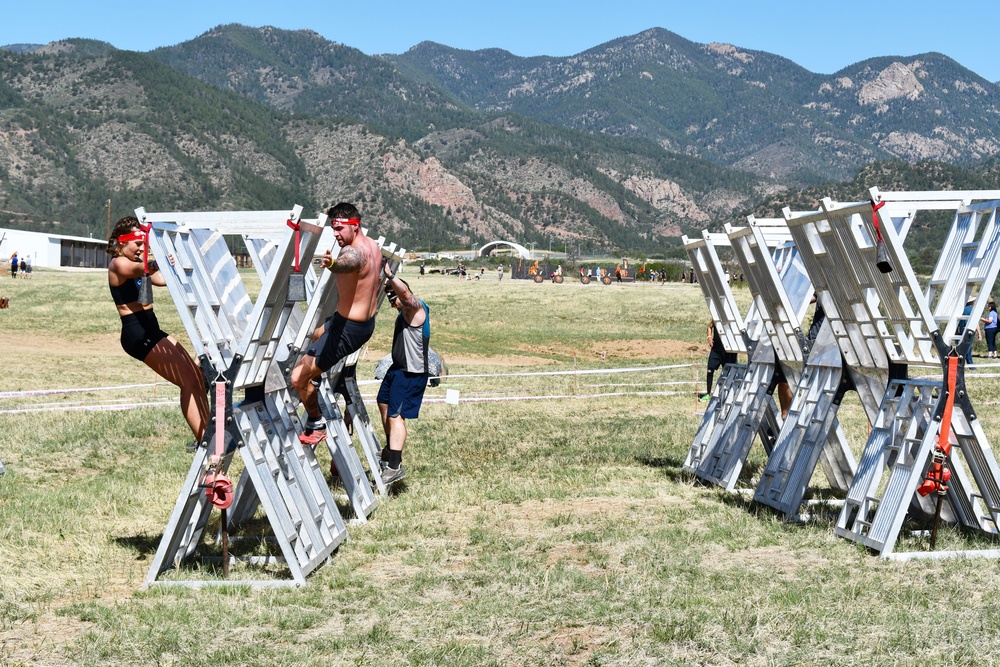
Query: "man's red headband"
117 230 145 244
332 217 361 226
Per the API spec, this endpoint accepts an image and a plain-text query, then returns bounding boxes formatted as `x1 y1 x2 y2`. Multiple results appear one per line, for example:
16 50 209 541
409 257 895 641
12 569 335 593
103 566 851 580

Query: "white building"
0 227 107 269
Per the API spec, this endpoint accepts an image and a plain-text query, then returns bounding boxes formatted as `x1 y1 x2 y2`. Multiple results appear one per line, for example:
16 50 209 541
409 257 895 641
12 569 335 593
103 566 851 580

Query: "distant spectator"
498 265 504 282
10 252 17 279
981 302 998 359
22 255 31 278
702 320 731 401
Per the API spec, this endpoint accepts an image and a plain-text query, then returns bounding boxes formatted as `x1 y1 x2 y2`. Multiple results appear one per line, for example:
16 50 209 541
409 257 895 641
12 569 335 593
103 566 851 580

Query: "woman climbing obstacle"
107 216 210 442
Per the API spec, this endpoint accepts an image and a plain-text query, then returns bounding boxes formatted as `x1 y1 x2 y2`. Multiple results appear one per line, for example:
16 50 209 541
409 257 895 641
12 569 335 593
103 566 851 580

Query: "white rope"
0 382 168 399
0 400 175 416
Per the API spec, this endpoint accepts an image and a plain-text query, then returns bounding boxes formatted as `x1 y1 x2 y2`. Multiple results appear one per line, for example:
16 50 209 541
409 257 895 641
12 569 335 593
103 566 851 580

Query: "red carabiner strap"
138 221 152 274
918 355 959 496
286 219 301 272
870 200 886 243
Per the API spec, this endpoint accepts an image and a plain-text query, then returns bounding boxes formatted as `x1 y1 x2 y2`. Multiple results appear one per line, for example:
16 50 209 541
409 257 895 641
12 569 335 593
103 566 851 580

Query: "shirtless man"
292 202 383 445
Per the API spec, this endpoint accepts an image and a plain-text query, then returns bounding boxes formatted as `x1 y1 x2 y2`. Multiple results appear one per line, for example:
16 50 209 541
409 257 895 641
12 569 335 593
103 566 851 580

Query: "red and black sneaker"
299 427 327 447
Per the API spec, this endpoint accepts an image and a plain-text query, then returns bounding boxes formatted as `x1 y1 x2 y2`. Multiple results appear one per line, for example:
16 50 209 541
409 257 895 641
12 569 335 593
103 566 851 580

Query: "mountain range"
1 24 998 258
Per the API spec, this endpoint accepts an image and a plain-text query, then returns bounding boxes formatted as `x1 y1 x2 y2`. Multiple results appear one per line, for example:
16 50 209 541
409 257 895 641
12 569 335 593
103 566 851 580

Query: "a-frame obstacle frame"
736 198 931 518
785 190 1000 559
137 206 401 587
681 224 789 489
725 219 857 515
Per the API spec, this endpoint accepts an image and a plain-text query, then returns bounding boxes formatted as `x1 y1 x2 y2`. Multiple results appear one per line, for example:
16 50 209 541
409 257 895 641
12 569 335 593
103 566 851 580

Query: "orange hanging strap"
918 355 958 497
937 355 958 458
870 200 886 243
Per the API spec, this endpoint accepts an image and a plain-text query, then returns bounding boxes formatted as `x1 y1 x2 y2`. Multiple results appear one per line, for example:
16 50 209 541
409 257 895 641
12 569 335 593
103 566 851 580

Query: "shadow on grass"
635 452 693 483
114 532 161 560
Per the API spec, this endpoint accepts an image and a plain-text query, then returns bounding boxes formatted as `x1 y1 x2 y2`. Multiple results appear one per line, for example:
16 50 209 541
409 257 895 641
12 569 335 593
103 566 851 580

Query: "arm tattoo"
401 292 420 310
330 246 364 273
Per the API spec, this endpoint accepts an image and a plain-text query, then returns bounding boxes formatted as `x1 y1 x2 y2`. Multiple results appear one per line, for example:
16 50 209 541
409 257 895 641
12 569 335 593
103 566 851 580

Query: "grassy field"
3 268 1000 666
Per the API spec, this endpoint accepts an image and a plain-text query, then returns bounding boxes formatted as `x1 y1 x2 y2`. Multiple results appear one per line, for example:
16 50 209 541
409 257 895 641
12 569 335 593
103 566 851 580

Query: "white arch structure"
477 240 532 258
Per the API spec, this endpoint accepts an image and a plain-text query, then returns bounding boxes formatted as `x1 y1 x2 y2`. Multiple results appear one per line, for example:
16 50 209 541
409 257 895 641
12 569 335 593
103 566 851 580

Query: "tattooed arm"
325 246 365 274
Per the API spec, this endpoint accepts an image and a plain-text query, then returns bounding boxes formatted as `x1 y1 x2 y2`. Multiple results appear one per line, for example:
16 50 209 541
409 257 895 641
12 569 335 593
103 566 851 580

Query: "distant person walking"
107 217 209 443
498 265 504 282
982 302 998 359
377 272 431 486
9 253 17 279
703 320 727 401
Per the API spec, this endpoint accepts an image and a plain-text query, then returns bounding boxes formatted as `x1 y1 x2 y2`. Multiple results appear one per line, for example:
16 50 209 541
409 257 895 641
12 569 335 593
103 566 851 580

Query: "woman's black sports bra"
110 277 142 306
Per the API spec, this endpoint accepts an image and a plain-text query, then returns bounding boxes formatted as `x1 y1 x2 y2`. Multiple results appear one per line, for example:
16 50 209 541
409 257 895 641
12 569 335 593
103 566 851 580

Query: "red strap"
138 222 152 274
870 200 886 243
286 219 301 272
921 355 959 496
214 380 226 460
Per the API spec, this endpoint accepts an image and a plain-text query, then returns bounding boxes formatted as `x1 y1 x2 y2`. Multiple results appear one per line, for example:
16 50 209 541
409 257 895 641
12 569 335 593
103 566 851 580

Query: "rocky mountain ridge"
1 25 997 256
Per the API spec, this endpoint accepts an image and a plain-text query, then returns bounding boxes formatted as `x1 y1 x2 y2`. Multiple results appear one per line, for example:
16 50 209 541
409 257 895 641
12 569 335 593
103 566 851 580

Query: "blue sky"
3 0 998 82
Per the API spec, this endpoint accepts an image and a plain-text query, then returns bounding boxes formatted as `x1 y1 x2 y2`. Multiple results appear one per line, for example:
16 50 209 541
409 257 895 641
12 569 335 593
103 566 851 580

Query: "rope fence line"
0 401 176 416
5 361 996 415
0 364 700 415
0 382 169 399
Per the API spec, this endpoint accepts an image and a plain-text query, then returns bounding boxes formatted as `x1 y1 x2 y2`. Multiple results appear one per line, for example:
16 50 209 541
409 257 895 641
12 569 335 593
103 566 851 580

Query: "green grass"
3 269 1000 665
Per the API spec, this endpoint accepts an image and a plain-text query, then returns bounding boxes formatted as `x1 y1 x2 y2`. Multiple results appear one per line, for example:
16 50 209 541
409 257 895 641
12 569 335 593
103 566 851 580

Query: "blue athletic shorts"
377 367 429 419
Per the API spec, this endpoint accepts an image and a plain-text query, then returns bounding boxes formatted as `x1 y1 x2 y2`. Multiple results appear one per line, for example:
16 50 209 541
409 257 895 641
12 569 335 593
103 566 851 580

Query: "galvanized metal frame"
785 192 1000 558
725 219 857 516
681 223 791 488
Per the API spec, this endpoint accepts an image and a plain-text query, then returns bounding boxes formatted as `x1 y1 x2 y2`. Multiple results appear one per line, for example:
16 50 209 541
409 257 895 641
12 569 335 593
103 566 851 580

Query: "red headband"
332 217 361 226
117 230 144 244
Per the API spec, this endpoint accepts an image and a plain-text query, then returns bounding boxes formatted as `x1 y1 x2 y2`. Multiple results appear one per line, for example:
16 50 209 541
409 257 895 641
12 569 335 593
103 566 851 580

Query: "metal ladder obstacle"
682 224 789 489
734 197 935 518
136 206 355 586
786 191 1000 558
726 220 857 516
681 229 753 475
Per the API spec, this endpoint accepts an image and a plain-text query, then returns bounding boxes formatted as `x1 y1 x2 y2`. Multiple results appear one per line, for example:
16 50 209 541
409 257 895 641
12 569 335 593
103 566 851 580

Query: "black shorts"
307 313 376 372
120 310 169 361
707 348 726 372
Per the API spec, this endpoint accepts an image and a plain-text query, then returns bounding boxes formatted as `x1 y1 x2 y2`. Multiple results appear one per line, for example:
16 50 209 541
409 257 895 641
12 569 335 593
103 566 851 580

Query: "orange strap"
937 355 958 458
